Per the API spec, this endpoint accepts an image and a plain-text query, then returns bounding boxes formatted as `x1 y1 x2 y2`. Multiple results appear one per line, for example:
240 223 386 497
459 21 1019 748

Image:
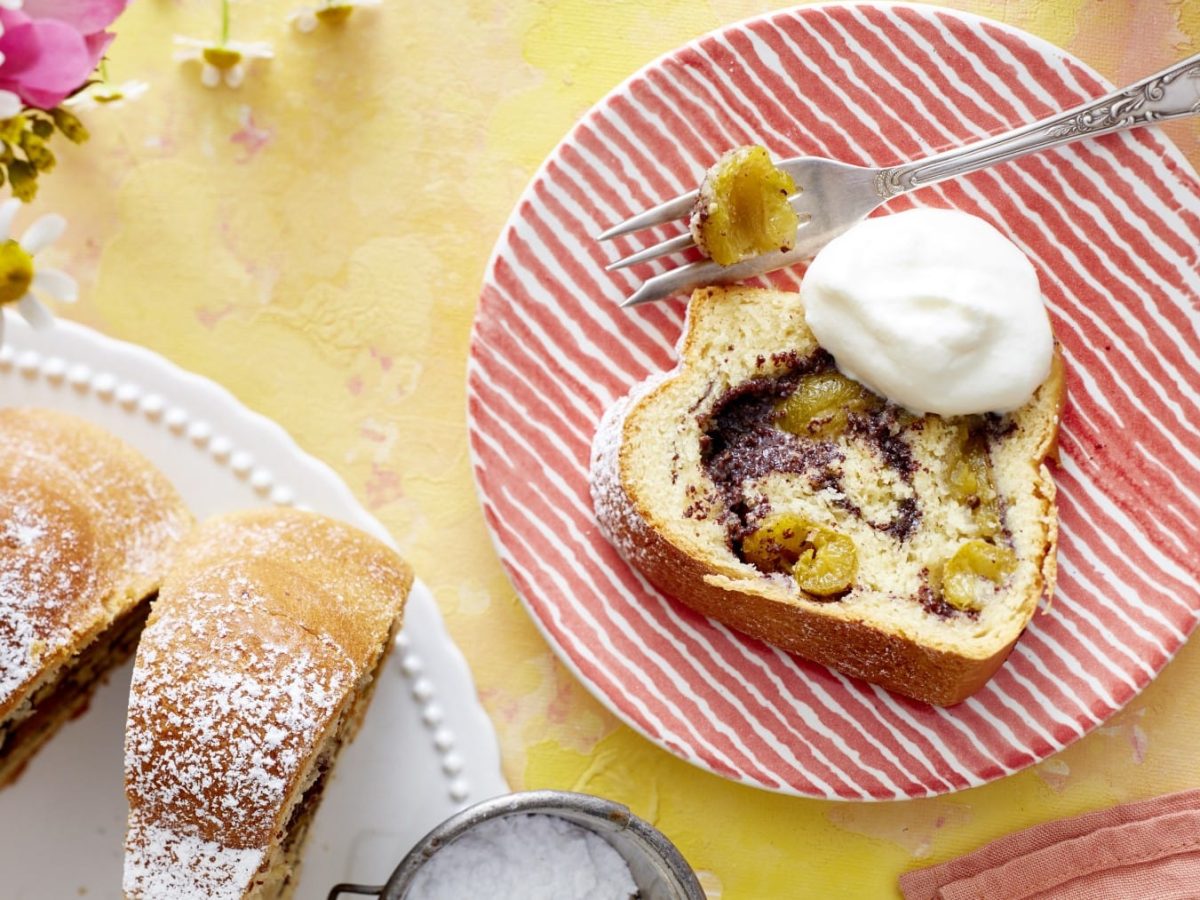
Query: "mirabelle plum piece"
941 539 1016 611
777 371 879 438
742 513 857 597
793 527 857 596
690 146 799 266
945 425 1002 536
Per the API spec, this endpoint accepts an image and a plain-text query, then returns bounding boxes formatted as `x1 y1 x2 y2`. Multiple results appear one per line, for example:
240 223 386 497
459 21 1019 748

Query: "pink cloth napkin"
899 790 1200 900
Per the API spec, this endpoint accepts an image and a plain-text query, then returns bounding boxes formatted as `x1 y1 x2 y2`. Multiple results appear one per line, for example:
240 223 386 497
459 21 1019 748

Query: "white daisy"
0 200 77 346
288 0 381 33
64 80 150 111
174 37 274 89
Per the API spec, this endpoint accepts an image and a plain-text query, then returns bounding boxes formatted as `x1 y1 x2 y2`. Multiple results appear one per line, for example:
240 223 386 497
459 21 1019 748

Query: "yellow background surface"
32 1 1200 897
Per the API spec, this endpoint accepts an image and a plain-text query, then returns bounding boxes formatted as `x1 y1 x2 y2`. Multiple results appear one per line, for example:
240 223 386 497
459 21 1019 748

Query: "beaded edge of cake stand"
0 342 471 804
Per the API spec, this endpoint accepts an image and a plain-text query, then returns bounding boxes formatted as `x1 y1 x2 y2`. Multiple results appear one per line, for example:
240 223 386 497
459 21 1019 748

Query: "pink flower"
0 0 129 109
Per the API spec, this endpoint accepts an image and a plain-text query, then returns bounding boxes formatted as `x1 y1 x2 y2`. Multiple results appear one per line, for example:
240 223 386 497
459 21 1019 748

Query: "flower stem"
220 0 231 45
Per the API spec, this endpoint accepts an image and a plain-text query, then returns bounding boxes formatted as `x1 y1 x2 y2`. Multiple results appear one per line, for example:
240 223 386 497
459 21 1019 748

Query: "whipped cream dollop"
800 208 1053 416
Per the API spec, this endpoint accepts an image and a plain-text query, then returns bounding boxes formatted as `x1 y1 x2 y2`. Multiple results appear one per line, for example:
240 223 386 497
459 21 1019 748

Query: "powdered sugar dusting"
589 370 676 564
169 510 410 668
589 392 637 559
0 409 191 587
406 814 637 900
123 816 265 900
78 446 190 586
10 522 43 547
124 568 357 898
0 472 101 714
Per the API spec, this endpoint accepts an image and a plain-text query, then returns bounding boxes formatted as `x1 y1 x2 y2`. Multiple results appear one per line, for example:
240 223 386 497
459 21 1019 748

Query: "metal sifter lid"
327 790 706 900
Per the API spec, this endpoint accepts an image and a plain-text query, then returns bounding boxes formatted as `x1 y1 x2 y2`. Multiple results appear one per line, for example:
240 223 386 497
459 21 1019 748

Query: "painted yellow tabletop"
34 1 1200 897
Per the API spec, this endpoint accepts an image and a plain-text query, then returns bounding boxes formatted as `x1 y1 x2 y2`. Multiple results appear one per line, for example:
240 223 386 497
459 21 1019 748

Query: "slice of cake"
0 407 191 787
591 286 1063 706
122 508 413 899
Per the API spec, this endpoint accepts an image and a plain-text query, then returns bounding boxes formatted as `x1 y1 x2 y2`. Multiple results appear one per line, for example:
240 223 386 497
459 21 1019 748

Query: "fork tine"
620 259 726 307
624 264 715 309
605 232 695 271
608 192 813 271
604 190 809 269
597 189 698 241
620 239 824 308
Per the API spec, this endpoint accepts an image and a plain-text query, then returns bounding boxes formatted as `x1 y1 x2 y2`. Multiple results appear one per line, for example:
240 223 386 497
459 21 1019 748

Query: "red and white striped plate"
467 3 1200 799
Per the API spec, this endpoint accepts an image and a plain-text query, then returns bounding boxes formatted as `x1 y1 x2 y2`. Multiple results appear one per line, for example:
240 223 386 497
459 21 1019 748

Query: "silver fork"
600 52 1200 308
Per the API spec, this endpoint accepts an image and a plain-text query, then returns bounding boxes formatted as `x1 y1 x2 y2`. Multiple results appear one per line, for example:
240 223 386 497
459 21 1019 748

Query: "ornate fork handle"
876 52 1200 198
